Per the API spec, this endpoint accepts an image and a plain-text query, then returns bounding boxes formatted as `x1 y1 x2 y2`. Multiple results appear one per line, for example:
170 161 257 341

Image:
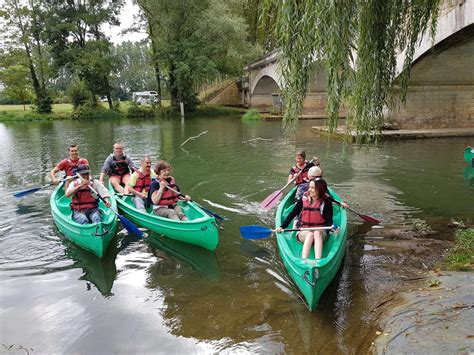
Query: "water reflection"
147 234 220 282
64 238 119 297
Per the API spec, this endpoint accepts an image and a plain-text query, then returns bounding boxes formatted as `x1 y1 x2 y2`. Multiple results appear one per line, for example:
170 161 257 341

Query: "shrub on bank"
126 103 156 118
72 105 123 120
242 108 262 121
442 228 474 271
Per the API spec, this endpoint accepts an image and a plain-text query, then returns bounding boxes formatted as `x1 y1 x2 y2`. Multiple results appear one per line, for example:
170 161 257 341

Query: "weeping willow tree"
264 0 441 141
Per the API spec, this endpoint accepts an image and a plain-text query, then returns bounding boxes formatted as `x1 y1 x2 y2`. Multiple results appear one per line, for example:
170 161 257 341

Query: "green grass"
242 108 262 121
442 228 474 271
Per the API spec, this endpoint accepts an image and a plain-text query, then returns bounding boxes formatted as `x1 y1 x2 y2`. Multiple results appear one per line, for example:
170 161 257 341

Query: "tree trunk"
148 25 162 106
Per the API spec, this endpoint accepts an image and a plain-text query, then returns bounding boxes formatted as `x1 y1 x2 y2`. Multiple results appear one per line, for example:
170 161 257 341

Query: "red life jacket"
64 158 88 177
292 162 309 185
110 155 130 176
299 194 325 227
70 182 99 210
158 177 179 206
133 170 152 193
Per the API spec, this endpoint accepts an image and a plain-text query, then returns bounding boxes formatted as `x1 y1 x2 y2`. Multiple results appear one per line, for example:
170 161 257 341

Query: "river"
0 117 472 353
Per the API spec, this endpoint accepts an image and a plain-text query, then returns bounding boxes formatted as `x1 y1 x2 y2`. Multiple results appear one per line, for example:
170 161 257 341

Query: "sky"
106 0 148 44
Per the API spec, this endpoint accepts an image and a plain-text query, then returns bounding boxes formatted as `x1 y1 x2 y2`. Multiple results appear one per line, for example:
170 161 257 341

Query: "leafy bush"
72 105 123 120
242 108 262 121
442 228 474 271
68 78 90 109
126 102 156 118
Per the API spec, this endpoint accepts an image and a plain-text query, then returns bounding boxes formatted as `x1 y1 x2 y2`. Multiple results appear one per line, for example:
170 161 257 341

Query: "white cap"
308 166 322 178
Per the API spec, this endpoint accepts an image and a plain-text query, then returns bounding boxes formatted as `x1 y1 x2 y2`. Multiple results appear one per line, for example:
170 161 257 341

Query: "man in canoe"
49 144 89 187
66 164 111 225
146 160 190 220
126 156 156 211
276 179 336 259
288 150 319 201
99 142 137 193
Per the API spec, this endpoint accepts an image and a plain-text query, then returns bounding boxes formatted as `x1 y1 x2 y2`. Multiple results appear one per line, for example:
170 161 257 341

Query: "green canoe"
465 146 474 166
50 185 118 258
275 187 348 311
109 183 219 251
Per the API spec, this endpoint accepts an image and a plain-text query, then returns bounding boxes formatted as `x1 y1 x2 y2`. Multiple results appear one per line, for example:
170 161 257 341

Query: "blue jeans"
72 208 102 225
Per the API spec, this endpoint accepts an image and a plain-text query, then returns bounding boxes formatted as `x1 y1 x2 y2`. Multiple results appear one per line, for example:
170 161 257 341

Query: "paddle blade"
13 187 42 198
240 225 273 240
117 214 143 237
259 190 282 211
359 214 380 224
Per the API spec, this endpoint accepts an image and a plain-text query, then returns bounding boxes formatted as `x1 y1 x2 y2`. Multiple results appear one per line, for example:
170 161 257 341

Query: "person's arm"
151 180 166 205
49 166 61 184
126 157 137 172
92 180 111 207
65 180 87 198
278 200 303 230
99 155 112 183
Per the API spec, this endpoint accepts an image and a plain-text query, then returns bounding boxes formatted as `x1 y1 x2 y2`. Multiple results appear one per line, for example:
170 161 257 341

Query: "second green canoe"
275 187 348 311
465 146 474 166
109 183 219 251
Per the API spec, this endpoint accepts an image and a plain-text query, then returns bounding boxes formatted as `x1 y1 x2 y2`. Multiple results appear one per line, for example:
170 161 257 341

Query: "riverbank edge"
372 270 474 354
0 104 246 122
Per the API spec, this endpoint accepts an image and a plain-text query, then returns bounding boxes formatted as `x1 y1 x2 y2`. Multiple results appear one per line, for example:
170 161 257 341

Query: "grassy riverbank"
442 228 474 271
0 102 245 122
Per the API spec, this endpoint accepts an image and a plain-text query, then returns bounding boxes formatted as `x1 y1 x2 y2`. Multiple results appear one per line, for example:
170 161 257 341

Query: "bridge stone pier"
243 0 473 129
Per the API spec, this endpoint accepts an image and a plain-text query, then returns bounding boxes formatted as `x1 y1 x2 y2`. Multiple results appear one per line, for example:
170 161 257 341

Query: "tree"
111 41 157 100
0 0 52 113
137 0 261 110
43 0 124 109
265 0 441 141
0 64 33 110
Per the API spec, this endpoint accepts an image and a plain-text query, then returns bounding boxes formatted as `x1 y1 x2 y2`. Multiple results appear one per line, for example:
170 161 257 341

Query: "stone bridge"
243 0 473 129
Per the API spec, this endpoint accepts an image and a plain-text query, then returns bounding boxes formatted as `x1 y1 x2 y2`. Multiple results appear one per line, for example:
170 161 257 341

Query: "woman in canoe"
276 179 335 259
126 156 156 211
146 160 190 220
288 151 319 201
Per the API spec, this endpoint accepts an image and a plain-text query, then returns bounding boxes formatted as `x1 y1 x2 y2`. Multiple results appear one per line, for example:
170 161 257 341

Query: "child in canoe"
276 179 337 259
288 150 319 201
146 161 191 220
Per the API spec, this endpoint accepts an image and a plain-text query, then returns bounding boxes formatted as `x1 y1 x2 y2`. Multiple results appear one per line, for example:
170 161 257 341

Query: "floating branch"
180 131 208 147
241 137 273 144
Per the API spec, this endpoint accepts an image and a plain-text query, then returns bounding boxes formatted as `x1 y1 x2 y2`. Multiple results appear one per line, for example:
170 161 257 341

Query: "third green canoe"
275 187 348 311
109 182 219 251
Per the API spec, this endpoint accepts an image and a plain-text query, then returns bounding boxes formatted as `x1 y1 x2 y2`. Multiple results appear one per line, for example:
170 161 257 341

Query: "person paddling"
276 179 336 259
49 144 89 188
99 142 137 193
65 164 111 225
146 160 190 220
288 150 319 200
126 156 156 211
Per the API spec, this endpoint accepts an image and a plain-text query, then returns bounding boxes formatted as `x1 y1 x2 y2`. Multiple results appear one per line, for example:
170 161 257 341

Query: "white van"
132 91 158 104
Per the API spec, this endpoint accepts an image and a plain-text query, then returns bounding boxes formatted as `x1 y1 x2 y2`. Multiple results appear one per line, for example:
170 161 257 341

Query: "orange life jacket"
70 182 99 210
299 194 325 227
158 177 179 206
292 162 309 185
133 170 152 193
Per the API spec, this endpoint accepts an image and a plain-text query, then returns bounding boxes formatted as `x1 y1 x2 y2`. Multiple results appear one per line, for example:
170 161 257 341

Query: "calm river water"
0 117 472 353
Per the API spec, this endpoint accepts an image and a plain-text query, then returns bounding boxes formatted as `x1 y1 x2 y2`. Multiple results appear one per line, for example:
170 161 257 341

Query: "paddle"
164 185 226 221
260 159 315 211
76 174 144 237
331 199 380 224
240 225 335 240
13 175 76 198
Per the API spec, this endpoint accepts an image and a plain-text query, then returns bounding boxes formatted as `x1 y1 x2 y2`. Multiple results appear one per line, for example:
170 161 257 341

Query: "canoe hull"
275 187 348 311
50 185 118 258
109 183 219 251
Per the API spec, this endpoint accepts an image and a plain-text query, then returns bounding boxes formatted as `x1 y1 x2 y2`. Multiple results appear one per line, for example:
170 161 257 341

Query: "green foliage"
111 42 158 100
126 102 157 119
138 0 261 111
68 78 91 109
265 0 441 140
72 105 123 120
0 64 33 109
242 108 262 120
442 228 474 271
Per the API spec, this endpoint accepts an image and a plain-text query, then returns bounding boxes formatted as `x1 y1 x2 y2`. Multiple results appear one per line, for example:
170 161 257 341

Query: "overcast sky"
107 0 148 44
